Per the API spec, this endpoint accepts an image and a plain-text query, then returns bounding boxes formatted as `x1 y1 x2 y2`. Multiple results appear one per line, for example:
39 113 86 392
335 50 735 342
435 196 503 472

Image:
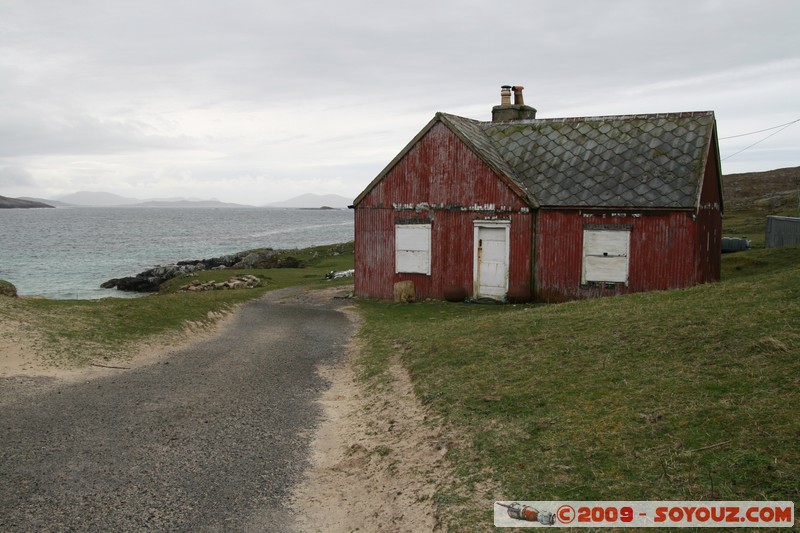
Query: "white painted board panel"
395 225 431 274
582 229 630 283
396 225 430 251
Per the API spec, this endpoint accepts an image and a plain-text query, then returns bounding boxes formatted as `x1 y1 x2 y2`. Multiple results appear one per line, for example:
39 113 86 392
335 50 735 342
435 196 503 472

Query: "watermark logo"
494 501 795 528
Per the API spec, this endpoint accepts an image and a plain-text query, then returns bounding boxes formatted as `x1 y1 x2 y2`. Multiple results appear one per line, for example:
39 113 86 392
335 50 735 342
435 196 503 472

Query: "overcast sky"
1 0 798 204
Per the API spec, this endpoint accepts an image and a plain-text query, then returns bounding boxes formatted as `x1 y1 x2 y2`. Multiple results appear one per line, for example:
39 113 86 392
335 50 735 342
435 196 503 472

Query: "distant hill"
0 196 55 209
18 197 76 207
57 191 141 207
125 199 254 208
724 165 800 205
53 191 256 208
264 193 352 209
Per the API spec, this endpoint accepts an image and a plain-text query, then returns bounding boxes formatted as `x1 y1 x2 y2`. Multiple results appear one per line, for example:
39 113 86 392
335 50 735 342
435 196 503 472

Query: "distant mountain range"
6 191 353 209
49 191 253 208
122 199 253 208
56 191 142 206
19 197 75 207
262 193 352 209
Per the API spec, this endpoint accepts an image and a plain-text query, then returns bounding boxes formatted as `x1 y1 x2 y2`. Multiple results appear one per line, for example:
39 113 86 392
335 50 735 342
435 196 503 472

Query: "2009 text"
494 500 794 528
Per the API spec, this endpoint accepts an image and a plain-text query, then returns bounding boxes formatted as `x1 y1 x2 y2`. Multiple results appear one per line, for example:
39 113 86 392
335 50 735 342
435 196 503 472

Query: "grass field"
3 196 798 530
356 245 800 530
0 242 354 367
722 190 796 247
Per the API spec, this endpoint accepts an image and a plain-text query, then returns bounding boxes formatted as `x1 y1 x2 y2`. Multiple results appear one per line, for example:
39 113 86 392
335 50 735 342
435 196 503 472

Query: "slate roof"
441 111 717 209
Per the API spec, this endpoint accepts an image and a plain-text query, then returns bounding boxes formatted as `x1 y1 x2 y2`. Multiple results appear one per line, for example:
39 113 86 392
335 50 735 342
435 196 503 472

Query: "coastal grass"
722 190 797 247
355 246 800 530
1 242 354 367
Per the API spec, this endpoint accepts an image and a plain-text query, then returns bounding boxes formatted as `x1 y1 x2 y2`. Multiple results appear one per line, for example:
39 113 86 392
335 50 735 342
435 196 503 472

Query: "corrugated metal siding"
765 216 800 248
355 122 532 300
694 141 722 282
535 210 698 302
354 208 395 299
356 118 722 302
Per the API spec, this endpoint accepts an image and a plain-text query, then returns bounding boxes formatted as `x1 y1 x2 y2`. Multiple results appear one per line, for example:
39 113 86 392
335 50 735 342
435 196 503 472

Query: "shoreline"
0 206 354 300
0 284 445 531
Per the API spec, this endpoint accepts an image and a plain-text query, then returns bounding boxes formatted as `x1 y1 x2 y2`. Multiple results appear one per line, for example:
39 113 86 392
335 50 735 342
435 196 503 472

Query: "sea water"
0 207 354 299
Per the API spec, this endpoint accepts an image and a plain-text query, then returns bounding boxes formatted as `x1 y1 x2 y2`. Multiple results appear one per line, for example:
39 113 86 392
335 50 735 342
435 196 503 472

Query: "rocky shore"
101 248 302 293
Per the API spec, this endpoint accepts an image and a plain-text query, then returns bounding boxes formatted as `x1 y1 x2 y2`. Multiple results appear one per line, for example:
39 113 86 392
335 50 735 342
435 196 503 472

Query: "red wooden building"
353 86 723 302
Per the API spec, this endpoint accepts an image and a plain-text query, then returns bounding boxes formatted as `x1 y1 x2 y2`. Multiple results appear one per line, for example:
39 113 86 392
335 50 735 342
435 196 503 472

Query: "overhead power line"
719 118 800 139
721 118 800 162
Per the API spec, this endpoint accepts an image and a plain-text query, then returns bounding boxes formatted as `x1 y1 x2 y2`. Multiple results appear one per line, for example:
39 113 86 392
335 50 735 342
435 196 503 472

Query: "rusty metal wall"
694 140 723 282
535 209 706 302
355 122 532 300
355 120 723 302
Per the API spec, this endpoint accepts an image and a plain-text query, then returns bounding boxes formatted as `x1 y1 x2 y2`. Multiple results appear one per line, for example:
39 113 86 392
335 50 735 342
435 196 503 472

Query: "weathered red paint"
535 210 702 302
355 117 723 303
355 122 532 300
533 131 722 302
694 134 723 284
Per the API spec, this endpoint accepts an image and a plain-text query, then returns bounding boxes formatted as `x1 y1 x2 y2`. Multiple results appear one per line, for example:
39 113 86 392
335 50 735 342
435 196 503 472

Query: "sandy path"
291 346 447 532
0 287 448 531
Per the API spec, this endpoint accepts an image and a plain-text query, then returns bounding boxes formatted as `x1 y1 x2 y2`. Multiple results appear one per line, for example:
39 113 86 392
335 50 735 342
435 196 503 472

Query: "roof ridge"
534 111 715 123
477 110 715 127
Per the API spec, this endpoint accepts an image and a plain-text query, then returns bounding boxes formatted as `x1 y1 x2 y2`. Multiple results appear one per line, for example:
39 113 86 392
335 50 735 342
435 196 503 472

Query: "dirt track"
0 287 353 531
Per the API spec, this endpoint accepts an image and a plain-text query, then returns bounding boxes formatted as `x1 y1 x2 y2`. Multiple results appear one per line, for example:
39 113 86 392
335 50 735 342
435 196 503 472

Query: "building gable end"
354 113 537 208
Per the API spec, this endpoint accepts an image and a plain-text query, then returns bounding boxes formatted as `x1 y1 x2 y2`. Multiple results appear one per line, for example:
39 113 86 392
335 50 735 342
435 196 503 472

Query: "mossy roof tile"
440 111 716 209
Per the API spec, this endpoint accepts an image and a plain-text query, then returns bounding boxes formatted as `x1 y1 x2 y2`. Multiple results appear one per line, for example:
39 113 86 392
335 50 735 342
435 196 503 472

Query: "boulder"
393 281 415 303
443 285 468 302
230 249 304 269
276 256 302 268
232 251 272 269
102 248 291 293
114 276 161 292
178 275 263 292
0 279 17 298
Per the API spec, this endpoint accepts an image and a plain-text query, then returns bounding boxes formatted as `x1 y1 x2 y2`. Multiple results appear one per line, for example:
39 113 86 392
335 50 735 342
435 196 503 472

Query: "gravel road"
0 287 354 532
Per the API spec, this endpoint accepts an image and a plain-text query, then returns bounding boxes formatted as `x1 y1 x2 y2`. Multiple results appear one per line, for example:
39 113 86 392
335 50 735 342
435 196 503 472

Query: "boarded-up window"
582 228 630 284
395 224 431 274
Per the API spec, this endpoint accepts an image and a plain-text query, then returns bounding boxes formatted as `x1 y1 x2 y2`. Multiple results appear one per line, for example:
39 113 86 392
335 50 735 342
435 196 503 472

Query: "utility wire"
719 118 800 139
721 119 799 162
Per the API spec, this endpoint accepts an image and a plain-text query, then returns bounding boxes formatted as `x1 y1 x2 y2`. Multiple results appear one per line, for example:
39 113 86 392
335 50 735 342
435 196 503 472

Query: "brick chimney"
492 85 537 122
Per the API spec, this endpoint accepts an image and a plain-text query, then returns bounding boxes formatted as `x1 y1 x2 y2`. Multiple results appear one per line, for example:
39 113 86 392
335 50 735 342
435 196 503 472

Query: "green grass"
4 227 798 530
0 242 354 367
723 190 797 247
356 247 800 531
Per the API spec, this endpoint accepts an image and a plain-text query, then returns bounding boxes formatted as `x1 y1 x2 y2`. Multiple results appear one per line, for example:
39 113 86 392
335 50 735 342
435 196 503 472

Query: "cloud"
0 107 199 158
0 0 798 201
0 165 35 187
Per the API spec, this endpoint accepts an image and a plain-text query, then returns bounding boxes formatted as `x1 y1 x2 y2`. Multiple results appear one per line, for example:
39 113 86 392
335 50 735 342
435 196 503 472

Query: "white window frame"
581 227 630 285
395 224 431 275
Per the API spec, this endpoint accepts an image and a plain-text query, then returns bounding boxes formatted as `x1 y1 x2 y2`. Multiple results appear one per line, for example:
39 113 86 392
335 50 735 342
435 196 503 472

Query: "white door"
474 224 509 298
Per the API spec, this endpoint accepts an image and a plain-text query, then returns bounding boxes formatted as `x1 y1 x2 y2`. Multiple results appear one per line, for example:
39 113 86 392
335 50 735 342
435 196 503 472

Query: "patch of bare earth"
0 318 44 377
0 306 238 385
292 340 449 532
2 287 456 530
